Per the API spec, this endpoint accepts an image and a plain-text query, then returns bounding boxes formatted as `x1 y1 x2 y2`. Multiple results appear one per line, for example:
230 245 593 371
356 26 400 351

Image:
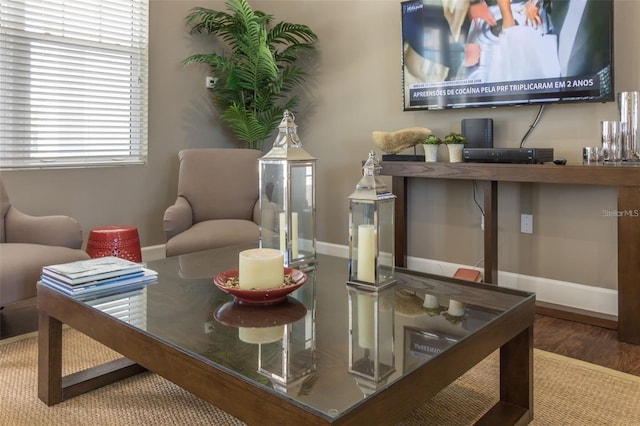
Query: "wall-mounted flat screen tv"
401 0 614 111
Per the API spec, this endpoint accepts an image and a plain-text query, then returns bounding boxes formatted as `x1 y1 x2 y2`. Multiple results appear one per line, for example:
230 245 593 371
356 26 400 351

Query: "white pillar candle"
447 299 465 316
423 294 440 309
357 293 375 349
238 248 284 290
357 224 376 282
279 212 286 252
238 326 284 344
291 212 299 259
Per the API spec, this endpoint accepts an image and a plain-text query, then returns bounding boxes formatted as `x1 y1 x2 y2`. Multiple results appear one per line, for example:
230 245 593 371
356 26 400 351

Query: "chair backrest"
0 177 11 243
176 149 262 223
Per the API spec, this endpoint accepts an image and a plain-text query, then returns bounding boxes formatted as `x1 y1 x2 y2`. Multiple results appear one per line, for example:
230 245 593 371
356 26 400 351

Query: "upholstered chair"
163 149 263 257
0 177 90 310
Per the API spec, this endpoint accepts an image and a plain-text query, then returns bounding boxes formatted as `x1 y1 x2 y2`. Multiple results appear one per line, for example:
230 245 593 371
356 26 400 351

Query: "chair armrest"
4 207 83 249
252 199 260 224
163 196 194 241
258 200 282 231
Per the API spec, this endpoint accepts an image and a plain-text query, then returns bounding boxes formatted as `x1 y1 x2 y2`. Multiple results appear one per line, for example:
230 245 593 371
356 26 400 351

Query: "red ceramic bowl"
213 298 307 328
213 268 307 305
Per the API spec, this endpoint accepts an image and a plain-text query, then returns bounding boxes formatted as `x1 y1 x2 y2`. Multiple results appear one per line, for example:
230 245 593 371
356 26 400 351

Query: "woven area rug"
2 329 640 425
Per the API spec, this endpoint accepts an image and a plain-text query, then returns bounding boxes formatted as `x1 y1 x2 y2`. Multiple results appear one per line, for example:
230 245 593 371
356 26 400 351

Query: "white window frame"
0 0 149 169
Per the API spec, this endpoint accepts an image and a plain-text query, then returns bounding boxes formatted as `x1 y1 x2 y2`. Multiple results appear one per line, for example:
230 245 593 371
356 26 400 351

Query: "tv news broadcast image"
401 0 614 111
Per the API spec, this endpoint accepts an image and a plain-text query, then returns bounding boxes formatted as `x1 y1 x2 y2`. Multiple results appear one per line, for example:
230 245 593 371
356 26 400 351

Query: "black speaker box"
461 118 493 148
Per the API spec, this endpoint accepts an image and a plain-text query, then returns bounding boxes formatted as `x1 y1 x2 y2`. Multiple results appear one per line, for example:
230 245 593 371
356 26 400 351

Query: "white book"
42 256 143 285
40 268 158 298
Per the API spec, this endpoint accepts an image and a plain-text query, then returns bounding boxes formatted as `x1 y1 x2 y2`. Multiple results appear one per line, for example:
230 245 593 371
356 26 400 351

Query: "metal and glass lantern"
348 151 396 289
259 111 316 268
258 269 317 391
258 317 317 392
347 285 395 395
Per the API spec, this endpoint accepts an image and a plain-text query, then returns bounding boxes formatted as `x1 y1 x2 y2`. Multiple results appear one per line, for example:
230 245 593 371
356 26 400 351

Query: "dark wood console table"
380 161 640 345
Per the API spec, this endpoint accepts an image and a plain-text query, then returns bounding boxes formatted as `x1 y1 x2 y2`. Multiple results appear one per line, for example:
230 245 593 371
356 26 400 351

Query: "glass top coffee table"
37 245 535 425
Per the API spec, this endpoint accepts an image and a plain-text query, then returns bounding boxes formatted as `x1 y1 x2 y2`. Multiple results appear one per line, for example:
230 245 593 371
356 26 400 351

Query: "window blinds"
86 287 148 330
0 0 149 169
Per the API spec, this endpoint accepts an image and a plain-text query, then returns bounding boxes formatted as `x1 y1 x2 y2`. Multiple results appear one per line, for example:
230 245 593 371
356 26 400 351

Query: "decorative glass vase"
618 91 639 161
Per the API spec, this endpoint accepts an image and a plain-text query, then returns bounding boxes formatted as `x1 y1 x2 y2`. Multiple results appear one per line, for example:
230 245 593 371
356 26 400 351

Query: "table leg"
38 311 63 406
476 326 533 425
483 181 498 284
617 186 640 344
500 327 533 415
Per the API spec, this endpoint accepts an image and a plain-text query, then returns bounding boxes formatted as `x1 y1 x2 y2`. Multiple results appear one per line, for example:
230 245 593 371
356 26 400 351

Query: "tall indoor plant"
183 0 318 150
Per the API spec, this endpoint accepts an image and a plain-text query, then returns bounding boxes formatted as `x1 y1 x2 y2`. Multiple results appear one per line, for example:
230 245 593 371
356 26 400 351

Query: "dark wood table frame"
37 277 534 425
381 161 640 345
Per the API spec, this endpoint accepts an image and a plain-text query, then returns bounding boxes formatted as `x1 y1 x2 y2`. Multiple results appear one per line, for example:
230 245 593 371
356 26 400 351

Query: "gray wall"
2 0 638 292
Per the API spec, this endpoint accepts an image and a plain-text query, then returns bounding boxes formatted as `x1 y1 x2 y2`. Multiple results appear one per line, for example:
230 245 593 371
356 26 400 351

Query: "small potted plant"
422 134 441 162
443 132 467 163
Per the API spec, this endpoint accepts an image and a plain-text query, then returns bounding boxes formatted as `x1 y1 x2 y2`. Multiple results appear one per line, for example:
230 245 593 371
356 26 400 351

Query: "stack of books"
40 256 158 299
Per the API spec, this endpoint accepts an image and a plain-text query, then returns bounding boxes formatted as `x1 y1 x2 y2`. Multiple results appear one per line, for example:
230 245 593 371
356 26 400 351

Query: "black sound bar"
463 148 554 164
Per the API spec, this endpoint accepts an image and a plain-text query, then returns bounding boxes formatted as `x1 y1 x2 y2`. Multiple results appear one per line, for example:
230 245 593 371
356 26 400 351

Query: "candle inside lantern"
279 212 299 257
357 224 376 282
238 248 284 290
279 213 286 252
357 293 374 349
447 299 465 317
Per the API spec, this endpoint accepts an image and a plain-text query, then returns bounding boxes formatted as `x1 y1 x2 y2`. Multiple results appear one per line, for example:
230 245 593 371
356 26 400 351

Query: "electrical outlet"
204 320 215 334
205 76 218 89
520 214 533 234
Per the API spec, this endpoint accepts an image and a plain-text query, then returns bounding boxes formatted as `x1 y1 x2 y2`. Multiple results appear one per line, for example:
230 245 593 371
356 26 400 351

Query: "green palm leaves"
183 0 318 149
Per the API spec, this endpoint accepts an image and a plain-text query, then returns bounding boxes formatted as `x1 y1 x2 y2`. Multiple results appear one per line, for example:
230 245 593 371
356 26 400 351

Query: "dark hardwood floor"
533 314 640 377
3 301 640 377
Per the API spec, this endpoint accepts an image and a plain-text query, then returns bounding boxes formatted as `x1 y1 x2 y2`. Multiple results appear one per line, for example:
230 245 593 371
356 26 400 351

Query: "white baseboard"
316 242 618 317
317 241 349 258
143 242 618 317
495 270 617 317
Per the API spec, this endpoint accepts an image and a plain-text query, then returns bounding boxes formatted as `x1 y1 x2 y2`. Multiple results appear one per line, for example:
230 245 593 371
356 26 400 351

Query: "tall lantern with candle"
348 151 396 289
347 286 395 395
259 111 316 268
258 269 317 391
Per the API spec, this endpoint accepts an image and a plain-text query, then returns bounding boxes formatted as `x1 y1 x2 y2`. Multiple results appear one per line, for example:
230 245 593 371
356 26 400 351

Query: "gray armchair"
0 177 90 309
163 149 263 257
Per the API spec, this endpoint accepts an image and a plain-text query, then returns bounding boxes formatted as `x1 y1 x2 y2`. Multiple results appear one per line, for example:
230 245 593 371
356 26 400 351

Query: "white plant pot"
423 144 439 162
447 144 464 163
